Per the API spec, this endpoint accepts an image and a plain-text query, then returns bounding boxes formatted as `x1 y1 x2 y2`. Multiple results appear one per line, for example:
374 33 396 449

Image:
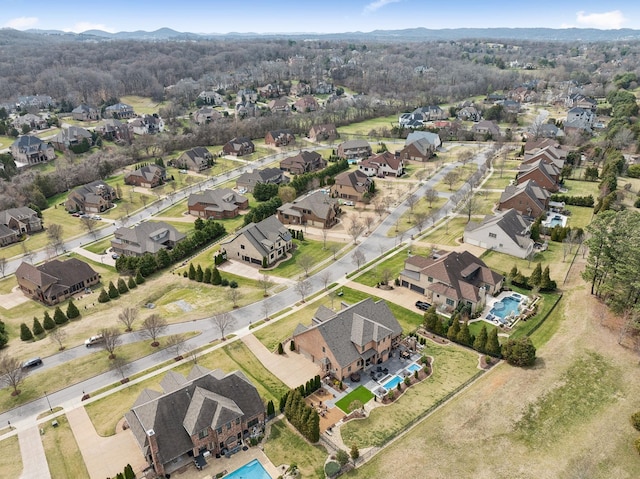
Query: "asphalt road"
0 145 490 429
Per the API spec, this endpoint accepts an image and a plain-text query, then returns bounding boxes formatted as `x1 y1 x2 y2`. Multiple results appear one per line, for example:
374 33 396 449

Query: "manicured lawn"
339 341 480 448
86 340 288 436
335 385 375 413
42 414 89 479
563 179 600 197
337 115 398 136
565 205 594 229
263 239 343 278
473 191 501 216
263 420 327 479
120 95 166 115
479 174 514 190
468 319 498 338
386 197 446 237
354 245 433 287
84 236 113 255
417 216 467 246
480 240 568 281
0 436 22 478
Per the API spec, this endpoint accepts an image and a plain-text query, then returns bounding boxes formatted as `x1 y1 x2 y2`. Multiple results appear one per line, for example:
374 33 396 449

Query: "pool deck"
481 291 530 326
168 449 281 479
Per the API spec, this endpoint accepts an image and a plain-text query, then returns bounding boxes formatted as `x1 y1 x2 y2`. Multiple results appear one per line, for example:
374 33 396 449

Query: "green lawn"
84 236 113 254
263 420 327 479
479 174 515 190
386 197 446 237
339 341 480 448
337 115 399 136
0 436 22 478
262 238 343 278
417 217 467 246
355 246 433 287
480 240 568 281
335 385 375 413
42 415 89 479
120 95 166 115
563 179 600 197
473 191 501 216
565 205 594 229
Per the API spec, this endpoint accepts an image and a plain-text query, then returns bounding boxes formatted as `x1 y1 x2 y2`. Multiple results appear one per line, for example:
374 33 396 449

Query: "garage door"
409 283 425 294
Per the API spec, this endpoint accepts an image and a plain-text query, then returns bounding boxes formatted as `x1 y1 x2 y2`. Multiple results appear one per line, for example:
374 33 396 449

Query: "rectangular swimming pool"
382 375 403 390
225 459 272 479
406 363 421 373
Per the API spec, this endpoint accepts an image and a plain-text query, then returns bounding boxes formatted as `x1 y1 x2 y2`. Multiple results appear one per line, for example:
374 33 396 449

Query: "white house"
463 209 534 259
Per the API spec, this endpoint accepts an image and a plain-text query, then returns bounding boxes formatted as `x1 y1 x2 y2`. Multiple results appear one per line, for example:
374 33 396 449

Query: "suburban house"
104 103 135 119
397 131 442 162
220 216 292 267
124 164 167 189
236 89 258 103
331 170 372 202
71 104 100 121
523 141 567 170
265 129 295 147
399 250 503 313
50 126 93 151
222 137 255 157
358 151 404 177
17 95 53 109
565 93 597 111
126 366 264 478
130 115 164 135
399 105 447 128
457 105 482 122
293 96 319 112
15 258 100 305
313 81 334 95
95 119 131 143
0 225 19 247
308 124 339 142
472 120 501 139
516 160 561 192
279 151 326 175
235 102 259 119
277 190 340 229
267 98 290 113
498 180 550 218
13 113 48 131
565 107 595 131
10 136 56 165
292 297 403 381
337 140 372 160
187 189 248 220
259 83 283 99
193 106 223 125
174 147 213 171
198 90 225 105
65 180 117 214
464 209 534 259
290 82 311 97
236 168 289 193
111 221 186 257
0 207 43 235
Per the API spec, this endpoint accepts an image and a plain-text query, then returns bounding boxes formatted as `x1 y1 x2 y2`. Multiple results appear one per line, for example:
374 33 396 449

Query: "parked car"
111 253 120 260
85 334 105 347
342 200 355 206
22 357 43 369
415 300 431 311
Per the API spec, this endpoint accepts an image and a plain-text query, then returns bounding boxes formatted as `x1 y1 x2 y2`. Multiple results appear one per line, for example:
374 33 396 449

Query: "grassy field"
473 191 501 216
480 240 568 280
263 420 327 479
417 217 468 246
262 238 343 278
479 174 514 191
42 415 89 479
354 245 432 287
336 115 398 136
339 340 479 448
0 435 22 477
335 385 375 413
120 95 166 115
563 179 600 197
387 197 447 237
565 205 594 229
86 340 288 436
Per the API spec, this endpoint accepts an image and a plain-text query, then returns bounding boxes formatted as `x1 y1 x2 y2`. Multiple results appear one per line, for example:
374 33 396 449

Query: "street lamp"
44 390 52 412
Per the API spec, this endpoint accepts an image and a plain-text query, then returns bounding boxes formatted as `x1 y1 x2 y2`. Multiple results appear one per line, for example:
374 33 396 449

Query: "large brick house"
277 190 340 229
236 168 289 193
222 137 255 157
331 170 372 202
10 136 56 165
397 131 441 162
292 298 403 381
498 180 550 218
358 151 404 177
71 104 100 121
516 160 561 192
308 124 339 142
104 103 135 119
125 165 167 189
220 216 292 267
126 366 264 477
15 258 100 305
174 147 213 172
65 180 117 214
279 151 326 175
187 189 248 219
337 140 372 160
50 126 93 151
265 129 295 147
111 221 186 257
0 207 43 235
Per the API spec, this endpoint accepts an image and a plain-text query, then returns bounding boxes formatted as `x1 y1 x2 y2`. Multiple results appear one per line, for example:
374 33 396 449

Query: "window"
427 276 433 282
488 233 497 239
199 429 209 439
217 427 222 434
240 244 245 250
236 418 240 425
226 422 231 430
446 298 455 306
322 346 325 352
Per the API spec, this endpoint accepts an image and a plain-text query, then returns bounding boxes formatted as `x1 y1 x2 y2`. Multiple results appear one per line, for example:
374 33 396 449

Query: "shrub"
211 267 222 285
53 307 68 325
636 437 640 456
336 449 349 467
43 312 56 330
387 390 395 401
502 337 536 367
108 281 120 299
229 280 238 288
32 317 44 336
221 278 229 287
350 444 359 461
98 288 110 303
128 276 137 289
277 343 284 355
66 299 80 319
195 264 204 282
290 340 295 351
135 270 145 285
397 382 402 391
414 370 418 380
404 376 411 386
632 412 640 432
117 278 129 294
325 461 340 477
20 322 34 341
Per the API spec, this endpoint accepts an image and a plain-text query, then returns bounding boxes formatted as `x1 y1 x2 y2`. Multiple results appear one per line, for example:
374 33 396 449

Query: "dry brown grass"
0 435 22 478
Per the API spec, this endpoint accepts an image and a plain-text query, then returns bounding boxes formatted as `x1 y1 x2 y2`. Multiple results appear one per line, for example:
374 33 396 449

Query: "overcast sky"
3 0 640 34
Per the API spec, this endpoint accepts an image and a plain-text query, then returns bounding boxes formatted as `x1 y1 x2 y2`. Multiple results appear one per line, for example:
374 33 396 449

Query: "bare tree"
379 268 393 286
0 354 26 396
352 250 366 270
166 334 186 358
262 301 270 321
373 199 386 217
100 327 122 359
297 253 314 277
321 227 330 249
347 218 365 244
329 243 340 260
80 217 99 237
319 270 332 290
118 306 139 332
364 215 375 233
459 150 474 166
424 188 438 208
21 242 34 264
227 288 242 308
258 274 273 297
212 312 236 340
49 328 67 351
414 211 428 232
405 194 418 221
0 257 7 277
462 192 479 222
140 314 167 347
443 171 459 191
294 278 312 302
112 357 131 381
46 223 64 255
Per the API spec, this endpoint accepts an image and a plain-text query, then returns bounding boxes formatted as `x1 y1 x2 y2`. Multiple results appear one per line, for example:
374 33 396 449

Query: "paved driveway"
18 426 51 479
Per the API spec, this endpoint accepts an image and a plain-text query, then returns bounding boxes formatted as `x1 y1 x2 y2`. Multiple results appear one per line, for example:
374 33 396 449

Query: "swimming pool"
489 295 521 319
225 459 272 479
382 375 403 390
406 363 421 373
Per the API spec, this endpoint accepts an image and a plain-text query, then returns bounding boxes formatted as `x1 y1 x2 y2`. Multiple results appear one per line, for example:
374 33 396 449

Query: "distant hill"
5 26 639 43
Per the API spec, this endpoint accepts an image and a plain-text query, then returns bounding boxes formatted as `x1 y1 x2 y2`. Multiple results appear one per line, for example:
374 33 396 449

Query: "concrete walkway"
241 334 320 388
66 406 147 479
18 426 51 479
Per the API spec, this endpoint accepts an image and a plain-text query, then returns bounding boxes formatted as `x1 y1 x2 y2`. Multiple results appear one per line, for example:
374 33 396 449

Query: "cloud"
5 17 39 29
364 0 401 14
63 22 116 33
575 10 626 29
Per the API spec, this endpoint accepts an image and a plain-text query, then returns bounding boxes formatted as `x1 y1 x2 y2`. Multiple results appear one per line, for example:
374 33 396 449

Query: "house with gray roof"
65 180 117 214
71 104 100 121
292 297 403 381
104 102 135 119
277 190 340 229
236 168 289 193
187 189 248 220
220 216 292 267
337 139 372 160
10 136 56 166
0 224 19 247
222 137 255 157
125 164 166 189
279 151 326 175
174 147 214 172
125 366 264 477
50 126 93 151
111 221 186 257
0 207 43 237
498 179 550 218
464 209 534 259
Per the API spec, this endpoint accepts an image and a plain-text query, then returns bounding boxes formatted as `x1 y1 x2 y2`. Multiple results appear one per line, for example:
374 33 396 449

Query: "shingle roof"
334 170 371 192
500 179 550 209
465 208 533 250
112 221 186 255
278 191 337 221
188 189 247 214
221 216 291 258
406 131 441 147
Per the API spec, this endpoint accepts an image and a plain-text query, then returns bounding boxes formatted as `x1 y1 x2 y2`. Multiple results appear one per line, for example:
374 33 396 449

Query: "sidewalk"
18 426 51 479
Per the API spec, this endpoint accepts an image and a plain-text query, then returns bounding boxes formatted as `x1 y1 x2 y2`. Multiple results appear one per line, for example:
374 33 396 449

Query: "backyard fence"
524 292 563 338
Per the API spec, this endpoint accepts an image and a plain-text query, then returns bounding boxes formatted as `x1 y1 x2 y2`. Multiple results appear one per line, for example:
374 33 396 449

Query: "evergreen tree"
423 306 438 332
336 449 349 467
117 278 129 294
314 375 321 390
279 392 289 413
98 288 110 303
66 299 80 319
194 217 205 230
135 270 145 284
20 322 34 341
456 320 472 346
508 265 518 282
447 316 461 341
502 337 536 367
32 317 44 336
43 312 56 330
473 324 488 352
124 464 135 479
203 267 212 284
267 400 275 417
156 248 171 269
277 343 284 354
351 444 360 461
485 328 501 357
195 264 204 282
529 263 542 288
128 276 137 289
54 306 68 325
540 266 556 291
108 281 120 299
211 267 222 285
188 263 196 280
290 339 296 351
309 409 320 442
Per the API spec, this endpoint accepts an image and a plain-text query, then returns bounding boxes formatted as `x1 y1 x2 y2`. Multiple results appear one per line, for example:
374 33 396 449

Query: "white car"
85 334 104 347
343 201 355 206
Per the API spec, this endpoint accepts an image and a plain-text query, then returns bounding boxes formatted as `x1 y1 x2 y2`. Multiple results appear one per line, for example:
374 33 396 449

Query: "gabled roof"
518 159 560 179
12 135 50 152
406 131 440 147
181 147 211 161
125 164 165 182
359 151 402 171
0 207 39 226
188 189 247 214
280 150 323 169
499 180 550 211
113 221 186 255
15 258 98 301
278 190 337 220
221 216 291 258
334 170 371 192
339 139 370 150
465 209 534 250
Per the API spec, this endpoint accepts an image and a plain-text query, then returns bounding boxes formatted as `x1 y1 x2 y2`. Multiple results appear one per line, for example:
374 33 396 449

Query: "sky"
3 0 640 34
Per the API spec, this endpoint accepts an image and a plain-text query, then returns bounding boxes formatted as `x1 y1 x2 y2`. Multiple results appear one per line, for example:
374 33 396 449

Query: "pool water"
406 363 421 373
489 296 521 319
225 459 272 479
382 375 403 390
548 216 563 227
